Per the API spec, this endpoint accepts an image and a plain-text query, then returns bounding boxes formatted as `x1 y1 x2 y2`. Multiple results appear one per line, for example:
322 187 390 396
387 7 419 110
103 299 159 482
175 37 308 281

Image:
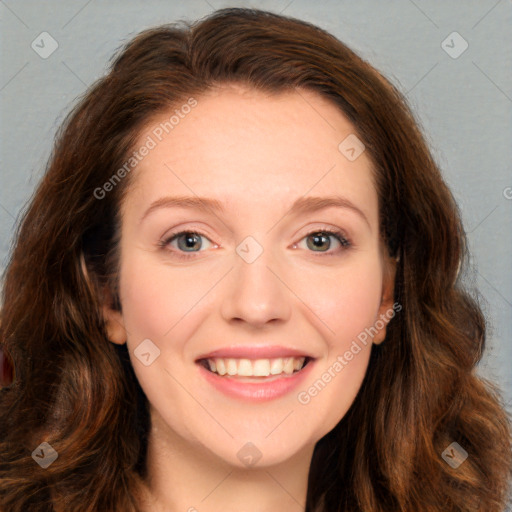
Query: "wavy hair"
1 7 511 511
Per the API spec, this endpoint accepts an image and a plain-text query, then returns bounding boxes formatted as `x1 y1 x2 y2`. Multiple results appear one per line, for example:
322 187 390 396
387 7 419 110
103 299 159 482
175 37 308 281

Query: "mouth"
196 356 313 380
196 355 316 401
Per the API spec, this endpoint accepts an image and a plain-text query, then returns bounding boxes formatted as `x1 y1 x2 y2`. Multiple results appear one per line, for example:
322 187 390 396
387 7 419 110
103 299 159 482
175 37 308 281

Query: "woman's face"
104 84 396 468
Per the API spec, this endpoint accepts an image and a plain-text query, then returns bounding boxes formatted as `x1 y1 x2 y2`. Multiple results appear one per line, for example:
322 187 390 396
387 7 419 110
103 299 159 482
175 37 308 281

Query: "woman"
0 7 510 512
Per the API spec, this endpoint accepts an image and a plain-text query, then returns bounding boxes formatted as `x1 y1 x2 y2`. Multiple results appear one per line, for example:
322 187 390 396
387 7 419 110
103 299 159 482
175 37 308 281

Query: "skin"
103 84 396 512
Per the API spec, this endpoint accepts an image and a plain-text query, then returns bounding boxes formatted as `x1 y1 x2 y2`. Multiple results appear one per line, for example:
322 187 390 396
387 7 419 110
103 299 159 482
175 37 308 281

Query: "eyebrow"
139 194 371 229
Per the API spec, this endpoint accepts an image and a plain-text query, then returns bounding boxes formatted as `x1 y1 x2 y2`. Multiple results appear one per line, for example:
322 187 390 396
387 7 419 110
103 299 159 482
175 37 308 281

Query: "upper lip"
195 345 315 361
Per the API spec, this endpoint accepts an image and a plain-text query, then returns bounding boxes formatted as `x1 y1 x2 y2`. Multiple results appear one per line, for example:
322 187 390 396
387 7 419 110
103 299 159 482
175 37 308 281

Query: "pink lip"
197 358 316 402
195 345 314 361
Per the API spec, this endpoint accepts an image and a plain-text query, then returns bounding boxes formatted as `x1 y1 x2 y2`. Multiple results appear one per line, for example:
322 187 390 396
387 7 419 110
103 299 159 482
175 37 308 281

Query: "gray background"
1 0 511 411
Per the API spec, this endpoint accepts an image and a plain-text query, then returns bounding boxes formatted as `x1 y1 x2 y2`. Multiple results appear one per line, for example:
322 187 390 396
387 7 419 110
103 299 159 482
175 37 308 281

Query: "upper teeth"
206 357 306 377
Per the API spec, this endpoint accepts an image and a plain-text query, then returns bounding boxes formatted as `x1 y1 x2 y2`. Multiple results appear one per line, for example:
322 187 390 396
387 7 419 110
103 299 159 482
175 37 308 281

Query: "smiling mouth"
197 356 313 378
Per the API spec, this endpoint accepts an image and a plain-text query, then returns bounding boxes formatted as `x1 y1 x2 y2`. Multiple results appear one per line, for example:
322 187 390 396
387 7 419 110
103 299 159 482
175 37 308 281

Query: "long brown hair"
1 7 510 511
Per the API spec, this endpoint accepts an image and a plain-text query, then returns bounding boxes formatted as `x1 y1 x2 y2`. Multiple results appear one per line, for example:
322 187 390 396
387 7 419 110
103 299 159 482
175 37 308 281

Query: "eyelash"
158 227 352 261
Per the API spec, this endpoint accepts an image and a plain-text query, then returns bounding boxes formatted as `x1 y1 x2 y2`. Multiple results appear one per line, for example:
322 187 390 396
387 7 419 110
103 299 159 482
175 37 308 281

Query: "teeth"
293 358 303 371
253 359 270 376
270 358 283 375
283 357 295 374
215 358 225 375
226 359 238 375
205 356 307 377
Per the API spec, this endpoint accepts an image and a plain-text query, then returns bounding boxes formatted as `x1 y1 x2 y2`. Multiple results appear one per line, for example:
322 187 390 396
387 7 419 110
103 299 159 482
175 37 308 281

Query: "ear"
102 287 127 345
372 252 398 345
80 251 127 345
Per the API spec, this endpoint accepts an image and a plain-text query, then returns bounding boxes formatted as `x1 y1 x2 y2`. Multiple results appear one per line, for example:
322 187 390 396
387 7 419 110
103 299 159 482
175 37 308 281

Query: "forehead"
120 85 378 229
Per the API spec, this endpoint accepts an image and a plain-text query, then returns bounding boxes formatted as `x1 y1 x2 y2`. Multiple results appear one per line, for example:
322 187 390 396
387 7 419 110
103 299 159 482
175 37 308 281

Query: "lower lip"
197 360 315 402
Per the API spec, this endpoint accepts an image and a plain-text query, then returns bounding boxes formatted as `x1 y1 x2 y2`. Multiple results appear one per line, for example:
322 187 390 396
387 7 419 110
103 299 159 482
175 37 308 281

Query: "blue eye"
159 228 351 260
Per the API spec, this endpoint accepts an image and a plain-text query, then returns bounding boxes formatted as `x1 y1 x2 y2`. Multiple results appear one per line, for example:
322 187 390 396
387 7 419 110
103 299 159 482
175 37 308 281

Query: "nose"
220 242 291 328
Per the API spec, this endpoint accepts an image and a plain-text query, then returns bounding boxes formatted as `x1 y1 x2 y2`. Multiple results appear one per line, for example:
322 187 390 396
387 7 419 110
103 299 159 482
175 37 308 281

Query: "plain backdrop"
1 1 511 411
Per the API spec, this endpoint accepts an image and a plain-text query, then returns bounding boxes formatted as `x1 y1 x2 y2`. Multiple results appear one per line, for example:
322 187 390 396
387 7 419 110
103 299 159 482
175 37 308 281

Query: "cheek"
297 343 371 440
294 255 384 347
118 253 208 341
291 257 382 432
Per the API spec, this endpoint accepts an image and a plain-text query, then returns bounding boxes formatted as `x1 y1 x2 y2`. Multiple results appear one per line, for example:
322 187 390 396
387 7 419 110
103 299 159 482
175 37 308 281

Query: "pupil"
180 233 201 251
308 233 329 251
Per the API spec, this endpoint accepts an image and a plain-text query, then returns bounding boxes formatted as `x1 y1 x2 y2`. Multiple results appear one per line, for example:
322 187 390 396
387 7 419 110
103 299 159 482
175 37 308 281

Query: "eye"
158 230 215 260
294 228 351 256
159 227 352 260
